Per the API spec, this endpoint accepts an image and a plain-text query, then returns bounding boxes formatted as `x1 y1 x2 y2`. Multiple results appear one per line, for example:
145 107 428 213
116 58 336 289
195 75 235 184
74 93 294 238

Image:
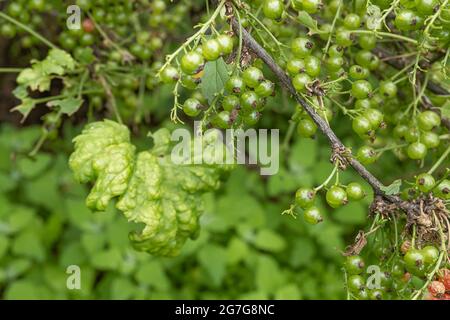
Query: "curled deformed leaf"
69 120 232 256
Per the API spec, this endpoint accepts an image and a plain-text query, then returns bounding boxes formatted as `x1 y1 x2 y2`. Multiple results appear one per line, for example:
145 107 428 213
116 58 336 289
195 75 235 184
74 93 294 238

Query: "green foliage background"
0 109 384 299
0 0 437 301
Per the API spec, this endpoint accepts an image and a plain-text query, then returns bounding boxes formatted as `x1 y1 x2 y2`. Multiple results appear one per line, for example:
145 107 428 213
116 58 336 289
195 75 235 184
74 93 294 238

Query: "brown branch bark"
228 14 413 211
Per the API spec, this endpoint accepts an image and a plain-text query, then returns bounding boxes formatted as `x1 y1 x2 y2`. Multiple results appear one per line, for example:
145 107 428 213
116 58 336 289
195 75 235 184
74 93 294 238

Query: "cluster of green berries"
295 182 365 225
402 244 440 278
161 31 275 128
1 0 47 48
402 172 450 200
344 255 392 300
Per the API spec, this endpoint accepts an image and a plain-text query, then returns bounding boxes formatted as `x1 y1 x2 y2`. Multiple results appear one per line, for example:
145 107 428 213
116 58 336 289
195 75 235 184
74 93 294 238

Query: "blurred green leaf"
12 231 45 262
91 248 122 271
17 154 52 179
134 261 170 291
255 255 286 294
197 244 227 287
252 229 286 253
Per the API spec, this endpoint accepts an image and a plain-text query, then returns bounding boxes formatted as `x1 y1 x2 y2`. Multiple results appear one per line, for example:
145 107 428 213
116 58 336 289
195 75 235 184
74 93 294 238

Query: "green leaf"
47 97 83 116
11 99 36 121
267 167 299 196
226 237 250 265
70 121 232 257
17 153 52 178
111 278 136 299
290 237 315 268
297 11 321 34
252 229 286 253
275 284 302 300
333 202 367 225
255 255 286 294
201 58 229 104
16 68 50 92
11 231 45 262
0 235 9 260
441 100 450 119
90 248 122 270
198 244 227 287
47 48 76 71
4 280 42 300
134 261 170 290
380 179 402 195
8 206 35 233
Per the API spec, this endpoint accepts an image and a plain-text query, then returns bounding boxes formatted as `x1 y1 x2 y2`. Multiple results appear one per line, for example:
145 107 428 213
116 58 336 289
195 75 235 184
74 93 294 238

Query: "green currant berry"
391 262 405 278
404 126 420 143
255 80 275 97
404 249 426 276
240 91 260 113
421 245 439 266
363 108 384 129
358 34 377 50
407 142 427 160
354 98 372 109
160 65 180 83
395 10 423 31
222 95 240 111
349 65 370 80
59 33 77 50
303 206 323 225
181 51 204 75
352 115 372 136
217 34 234 55
213 111 232 129
293 73 312 92
357 146 377 165
328 44 344 57
295 188 316 208
436 180 450 199
344 13 361 30
1 24 16 38
415 0 438 16
355 50 380 70
379 81 398 98
416 173 435 192
417 111 441 131
263 0 284 20
326 56 344 72
181 75 200 90
393 124 408 139
304 56 321 77
286 58 306 76
326 185 348 208
352 80 373 99
348 275 365 293
226 76 246 94
80 33 95 46
183 98 202 117
202 39 221 61
300 0 322 14
336 28 354 47
369 289 384 300
346 182 365 200
421 131 440 149
291 37 315 58
297 118 317 138
345 255 365 275
243 66 264 88
243 111 261 126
